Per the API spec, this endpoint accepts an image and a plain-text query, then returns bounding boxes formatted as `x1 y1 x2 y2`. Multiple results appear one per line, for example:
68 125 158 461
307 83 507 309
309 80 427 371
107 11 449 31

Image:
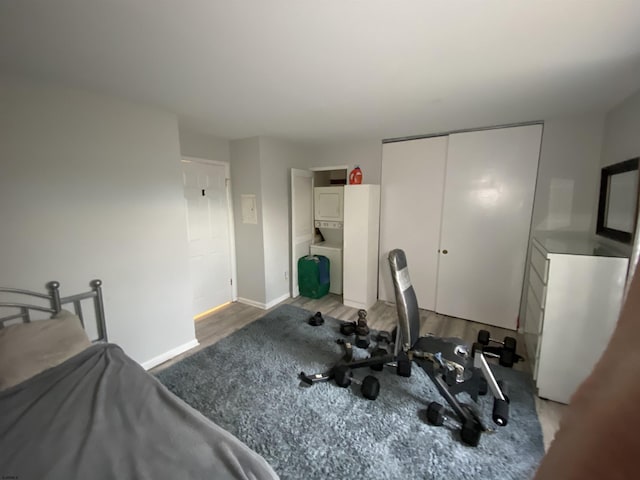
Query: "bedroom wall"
595 88 640 255
259 137 311 305
229 137 266 305
309 140 383 185
532 112 606 234
517 112 606 323
601 88 640 168
178 127 231 162
0 77 196 366
229 136 313 307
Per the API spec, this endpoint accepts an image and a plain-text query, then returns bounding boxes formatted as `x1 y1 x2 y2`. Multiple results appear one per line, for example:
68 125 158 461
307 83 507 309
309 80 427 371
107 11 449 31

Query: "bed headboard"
0 280 108 342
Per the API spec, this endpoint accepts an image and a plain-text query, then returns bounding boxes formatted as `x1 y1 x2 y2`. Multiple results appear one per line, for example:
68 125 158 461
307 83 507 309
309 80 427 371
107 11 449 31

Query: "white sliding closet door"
436 125 542 329
379 136 448 310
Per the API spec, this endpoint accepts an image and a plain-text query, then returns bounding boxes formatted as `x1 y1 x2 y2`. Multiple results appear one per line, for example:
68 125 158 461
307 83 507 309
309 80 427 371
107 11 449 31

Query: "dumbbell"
426 402 482 447
355 310 368 333
475 330 518 368
339 321 356 336
472 341 515 368
477 330 517 352
376 331 392 345
369 343 390 371
367 330 395 372
354 309 370 348
333 365 380 400
338 326 370 349
339 310 371 348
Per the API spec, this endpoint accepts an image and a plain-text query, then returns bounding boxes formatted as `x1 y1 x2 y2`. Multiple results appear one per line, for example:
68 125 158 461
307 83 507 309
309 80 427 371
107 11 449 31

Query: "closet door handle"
442 249 448 254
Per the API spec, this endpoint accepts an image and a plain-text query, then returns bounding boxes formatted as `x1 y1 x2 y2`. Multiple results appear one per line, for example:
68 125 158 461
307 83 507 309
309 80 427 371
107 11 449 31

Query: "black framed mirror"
596 157 639 244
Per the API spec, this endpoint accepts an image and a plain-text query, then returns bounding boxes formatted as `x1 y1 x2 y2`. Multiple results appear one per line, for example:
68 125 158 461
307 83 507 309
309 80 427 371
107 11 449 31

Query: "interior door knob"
442 249 448 254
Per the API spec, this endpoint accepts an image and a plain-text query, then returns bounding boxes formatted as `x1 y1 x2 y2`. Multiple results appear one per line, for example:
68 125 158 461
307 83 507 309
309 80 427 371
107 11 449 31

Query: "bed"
0 280 278 480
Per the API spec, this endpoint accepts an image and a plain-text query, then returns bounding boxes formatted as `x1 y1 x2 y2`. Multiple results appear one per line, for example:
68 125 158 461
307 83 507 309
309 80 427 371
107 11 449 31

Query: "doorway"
182 158 237 318
290 166 347 297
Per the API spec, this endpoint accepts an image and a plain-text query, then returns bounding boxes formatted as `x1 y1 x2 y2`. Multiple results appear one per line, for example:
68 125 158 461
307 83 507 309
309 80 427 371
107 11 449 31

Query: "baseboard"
237 297 267 309
343 299 369 310
265 292 290 309
238 293 290 310
141 338 199 370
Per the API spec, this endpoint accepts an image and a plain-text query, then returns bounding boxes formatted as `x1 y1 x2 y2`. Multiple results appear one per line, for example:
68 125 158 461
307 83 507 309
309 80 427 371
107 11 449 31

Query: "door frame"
182 156 238 303
290 168 314 298
290 165 349 298
310 165 349 173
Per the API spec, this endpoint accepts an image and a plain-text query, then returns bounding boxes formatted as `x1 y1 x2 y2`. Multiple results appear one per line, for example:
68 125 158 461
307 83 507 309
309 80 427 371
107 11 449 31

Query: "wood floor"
154 293 566 451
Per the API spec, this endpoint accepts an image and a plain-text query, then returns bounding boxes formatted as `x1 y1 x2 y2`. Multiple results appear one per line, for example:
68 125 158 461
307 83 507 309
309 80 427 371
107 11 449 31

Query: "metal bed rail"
0 281 61 326
0 280 107 342
60 280 107 342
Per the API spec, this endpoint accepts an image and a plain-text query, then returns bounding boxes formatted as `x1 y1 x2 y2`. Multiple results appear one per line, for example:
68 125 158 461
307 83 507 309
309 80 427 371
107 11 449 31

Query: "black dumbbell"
473 341 516 368
355 310 369 336
460 419 483 447
426 401 450 426
477 330 518 368
426 402 482 447
369 346 389 371
339 321 356 336
498 349 516 368
339 322 370 348
477 330 517 352
355 334 370 349
333 365 380 400
376 331 392 344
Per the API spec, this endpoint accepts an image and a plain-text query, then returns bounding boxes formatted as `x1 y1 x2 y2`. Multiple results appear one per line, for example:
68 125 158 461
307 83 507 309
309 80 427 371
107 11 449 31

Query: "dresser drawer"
528 267 547 310
523 296 544 381
525 292 544 336
530 244 549 284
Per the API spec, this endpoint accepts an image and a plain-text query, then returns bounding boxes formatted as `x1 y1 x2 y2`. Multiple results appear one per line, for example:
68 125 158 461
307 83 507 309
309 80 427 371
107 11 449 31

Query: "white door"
290 168 313 297
436 125 542 329
379 136 448 310
183 160 233 317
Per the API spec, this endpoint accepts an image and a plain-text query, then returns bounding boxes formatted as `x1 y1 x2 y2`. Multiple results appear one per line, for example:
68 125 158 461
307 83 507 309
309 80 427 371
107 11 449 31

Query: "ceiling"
1 1 640 142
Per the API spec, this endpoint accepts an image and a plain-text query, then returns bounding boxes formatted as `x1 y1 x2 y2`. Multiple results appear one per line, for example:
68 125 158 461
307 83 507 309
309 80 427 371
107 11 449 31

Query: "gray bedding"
0 343 279 480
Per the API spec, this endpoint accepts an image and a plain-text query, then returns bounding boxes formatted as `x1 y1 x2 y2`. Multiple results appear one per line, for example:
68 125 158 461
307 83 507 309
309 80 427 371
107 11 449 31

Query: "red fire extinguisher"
349 166 363 185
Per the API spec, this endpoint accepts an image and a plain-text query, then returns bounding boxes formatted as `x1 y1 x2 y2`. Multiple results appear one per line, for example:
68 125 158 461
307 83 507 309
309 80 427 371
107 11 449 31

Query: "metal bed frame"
0 280 108 342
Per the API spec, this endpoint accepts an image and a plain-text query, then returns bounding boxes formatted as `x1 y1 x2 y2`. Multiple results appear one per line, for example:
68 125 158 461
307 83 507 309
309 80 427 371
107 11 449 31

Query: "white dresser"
523 233 628 404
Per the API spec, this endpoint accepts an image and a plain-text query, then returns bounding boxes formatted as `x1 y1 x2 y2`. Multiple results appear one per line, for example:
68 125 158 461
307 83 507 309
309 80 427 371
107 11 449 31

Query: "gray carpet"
156 304 544 479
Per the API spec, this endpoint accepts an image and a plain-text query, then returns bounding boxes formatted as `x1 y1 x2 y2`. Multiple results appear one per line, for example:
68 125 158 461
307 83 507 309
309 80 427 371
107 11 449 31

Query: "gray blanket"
0 343 279 480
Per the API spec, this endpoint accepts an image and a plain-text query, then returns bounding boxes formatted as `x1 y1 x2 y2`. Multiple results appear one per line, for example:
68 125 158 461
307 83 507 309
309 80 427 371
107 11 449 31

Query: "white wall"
178 127 231 162
597 88 640 255
259 138 311 304
516 113 606 324
601 88 640 168
229 137 266 304
229 136 314 307
310 140 382 185
532 113 606 234
0 77 195 365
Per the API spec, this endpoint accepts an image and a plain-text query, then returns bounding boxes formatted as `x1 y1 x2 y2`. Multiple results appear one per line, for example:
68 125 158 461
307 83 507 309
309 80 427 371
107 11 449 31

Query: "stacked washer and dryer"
310 186 344 295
